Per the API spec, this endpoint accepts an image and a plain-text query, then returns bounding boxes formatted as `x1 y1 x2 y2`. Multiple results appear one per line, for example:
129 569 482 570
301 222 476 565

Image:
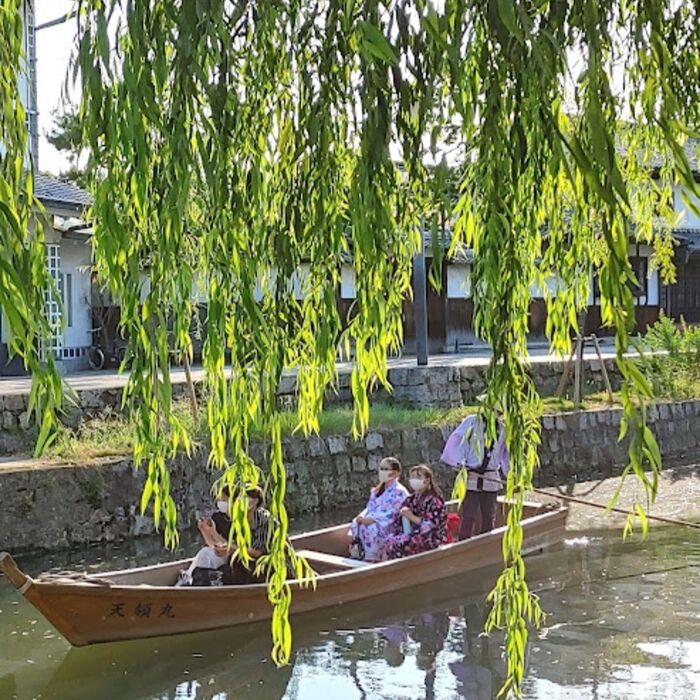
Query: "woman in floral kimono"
349 457 409 562
387 464 447 559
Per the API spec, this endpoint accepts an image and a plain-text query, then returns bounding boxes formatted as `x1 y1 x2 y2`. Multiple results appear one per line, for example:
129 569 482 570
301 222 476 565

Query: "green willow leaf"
0 0 697 696
0 1 62 461
360 21 397 65
634 503 649 538
496 0 522 39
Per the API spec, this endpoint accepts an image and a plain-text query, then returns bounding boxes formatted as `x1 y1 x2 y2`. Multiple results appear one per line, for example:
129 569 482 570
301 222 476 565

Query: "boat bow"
0 551 32 594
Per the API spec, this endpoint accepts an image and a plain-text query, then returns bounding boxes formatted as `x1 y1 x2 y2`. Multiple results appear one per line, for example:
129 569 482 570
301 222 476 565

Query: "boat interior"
80 498 554 587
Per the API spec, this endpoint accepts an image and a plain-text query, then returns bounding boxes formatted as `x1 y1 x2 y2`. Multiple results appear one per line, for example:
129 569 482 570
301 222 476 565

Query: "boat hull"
1 502 566 646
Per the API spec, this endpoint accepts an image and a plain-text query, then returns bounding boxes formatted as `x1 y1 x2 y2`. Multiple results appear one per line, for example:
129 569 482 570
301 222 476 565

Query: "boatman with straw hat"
440 396 510 540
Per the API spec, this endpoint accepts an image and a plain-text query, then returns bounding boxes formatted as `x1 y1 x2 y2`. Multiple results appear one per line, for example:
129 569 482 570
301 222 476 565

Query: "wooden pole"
533 488 700 530
591 334 614 404
183 353 199 421
413 235 429 367
573 335 584 408
555 345 577 398
474 473 700 531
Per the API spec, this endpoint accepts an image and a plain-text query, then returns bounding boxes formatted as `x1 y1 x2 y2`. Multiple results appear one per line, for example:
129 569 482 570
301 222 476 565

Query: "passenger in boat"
175 486 234 586
349 456 409 562
212 484 271 585
386 464 447 559
441 411 510 540
177 485 270 586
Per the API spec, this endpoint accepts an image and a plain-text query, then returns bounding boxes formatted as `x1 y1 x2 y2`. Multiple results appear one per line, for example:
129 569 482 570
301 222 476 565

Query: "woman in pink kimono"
386 464 447 559
349 457 409 562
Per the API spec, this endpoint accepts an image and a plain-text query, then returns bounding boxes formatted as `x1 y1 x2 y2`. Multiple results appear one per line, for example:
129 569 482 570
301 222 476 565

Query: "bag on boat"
191 566 225 587
445 512 461 544
349 526 365 561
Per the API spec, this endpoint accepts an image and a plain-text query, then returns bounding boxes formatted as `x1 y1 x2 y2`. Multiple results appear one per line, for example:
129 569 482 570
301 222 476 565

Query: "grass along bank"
6 316 700 463
37 394 617 463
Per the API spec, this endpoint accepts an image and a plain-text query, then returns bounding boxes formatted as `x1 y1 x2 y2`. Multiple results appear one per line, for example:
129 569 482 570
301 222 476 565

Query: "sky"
36 0 78 175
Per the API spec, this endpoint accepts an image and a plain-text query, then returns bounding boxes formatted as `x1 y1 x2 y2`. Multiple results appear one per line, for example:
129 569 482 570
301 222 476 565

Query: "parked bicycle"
88 327 126 370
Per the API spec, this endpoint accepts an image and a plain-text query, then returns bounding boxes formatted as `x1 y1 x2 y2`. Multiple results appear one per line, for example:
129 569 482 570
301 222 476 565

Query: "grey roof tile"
620 137 700 174
34 174 92 209
673 227 700 253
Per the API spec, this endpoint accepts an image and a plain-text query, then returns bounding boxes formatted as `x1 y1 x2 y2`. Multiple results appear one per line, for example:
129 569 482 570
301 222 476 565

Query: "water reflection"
283 594 505 700
25 586 503 700
448 600 504 699
1 525 699 699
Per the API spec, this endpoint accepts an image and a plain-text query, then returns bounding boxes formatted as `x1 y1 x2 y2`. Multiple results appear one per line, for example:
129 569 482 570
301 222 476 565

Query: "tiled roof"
34 174 92 210
630 138 700 174
674 227 700 253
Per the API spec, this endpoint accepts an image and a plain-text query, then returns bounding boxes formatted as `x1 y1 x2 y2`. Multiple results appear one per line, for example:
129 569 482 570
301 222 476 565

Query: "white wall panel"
447 263 471 299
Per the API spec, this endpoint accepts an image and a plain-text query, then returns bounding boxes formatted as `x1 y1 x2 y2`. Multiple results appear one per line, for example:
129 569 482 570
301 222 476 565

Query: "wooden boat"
34 577 503 700
39 572 503 699
0 498 566 647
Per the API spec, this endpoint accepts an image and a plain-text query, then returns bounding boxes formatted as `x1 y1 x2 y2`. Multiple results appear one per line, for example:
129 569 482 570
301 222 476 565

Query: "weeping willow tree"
0 1 63 454
2 0 700 695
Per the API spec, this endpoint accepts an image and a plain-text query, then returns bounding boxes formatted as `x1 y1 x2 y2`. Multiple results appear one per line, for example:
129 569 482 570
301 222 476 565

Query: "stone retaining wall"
1 399 698 555
318 358 622 409
0 356 621 454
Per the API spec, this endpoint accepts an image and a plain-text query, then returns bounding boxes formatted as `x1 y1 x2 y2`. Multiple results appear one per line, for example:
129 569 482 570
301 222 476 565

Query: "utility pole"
32 6 78 168
413 228 429 366
36 10 77 32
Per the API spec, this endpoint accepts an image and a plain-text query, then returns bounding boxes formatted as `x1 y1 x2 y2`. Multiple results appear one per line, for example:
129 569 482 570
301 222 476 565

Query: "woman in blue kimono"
349 457 409 562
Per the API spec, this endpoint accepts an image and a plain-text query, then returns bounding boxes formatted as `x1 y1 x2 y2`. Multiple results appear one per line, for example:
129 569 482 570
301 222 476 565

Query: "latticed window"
43 244 63 358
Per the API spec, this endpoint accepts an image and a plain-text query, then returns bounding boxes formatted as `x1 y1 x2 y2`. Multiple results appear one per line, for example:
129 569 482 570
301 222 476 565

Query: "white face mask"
378 470 395 484
409 477 426 492
216 500 229 514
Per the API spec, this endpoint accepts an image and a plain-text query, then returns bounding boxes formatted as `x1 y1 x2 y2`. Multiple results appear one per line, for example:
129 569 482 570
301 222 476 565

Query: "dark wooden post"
413 232 429 366
591 334 614 404
573 335 584 409
183 353 199 420
555 345 576 398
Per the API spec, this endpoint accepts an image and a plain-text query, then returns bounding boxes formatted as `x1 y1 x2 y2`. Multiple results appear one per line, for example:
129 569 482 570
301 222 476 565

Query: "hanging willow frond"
0 0 62 455
2 0 699 695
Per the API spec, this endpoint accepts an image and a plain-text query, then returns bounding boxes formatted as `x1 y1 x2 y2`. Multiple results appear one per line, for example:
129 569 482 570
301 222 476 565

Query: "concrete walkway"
0 343 620 397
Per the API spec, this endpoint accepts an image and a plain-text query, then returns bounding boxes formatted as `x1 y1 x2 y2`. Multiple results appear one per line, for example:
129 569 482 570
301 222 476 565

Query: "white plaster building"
0 2 94 375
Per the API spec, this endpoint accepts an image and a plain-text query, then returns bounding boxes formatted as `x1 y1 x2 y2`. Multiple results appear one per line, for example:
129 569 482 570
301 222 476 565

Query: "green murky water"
1 521 698 699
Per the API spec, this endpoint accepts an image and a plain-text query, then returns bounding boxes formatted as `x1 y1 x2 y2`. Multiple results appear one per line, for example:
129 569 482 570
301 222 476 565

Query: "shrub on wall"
639 314 700 399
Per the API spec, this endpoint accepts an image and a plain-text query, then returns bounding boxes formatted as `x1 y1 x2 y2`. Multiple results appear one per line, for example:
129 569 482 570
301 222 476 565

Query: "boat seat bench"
296 549 372 571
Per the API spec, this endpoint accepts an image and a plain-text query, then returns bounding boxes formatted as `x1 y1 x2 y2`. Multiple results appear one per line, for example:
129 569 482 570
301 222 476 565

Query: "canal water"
1 521 698 700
